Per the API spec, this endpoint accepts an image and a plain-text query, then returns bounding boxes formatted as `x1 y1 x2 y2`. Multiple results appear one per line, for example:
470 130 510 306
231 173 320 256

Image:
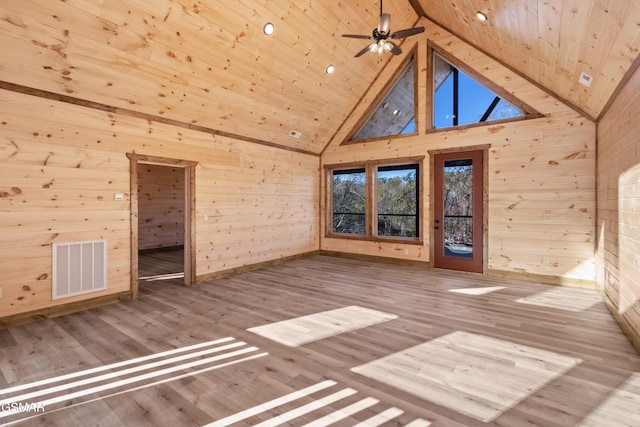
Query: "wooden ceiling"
412 0 640 122
1 1 638 155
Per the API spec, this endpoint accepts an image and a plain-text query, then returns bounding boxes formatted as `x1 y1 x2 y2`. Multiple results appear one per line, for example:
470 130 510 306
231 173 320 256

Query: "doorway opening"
128 154 197 298
432 149 486 273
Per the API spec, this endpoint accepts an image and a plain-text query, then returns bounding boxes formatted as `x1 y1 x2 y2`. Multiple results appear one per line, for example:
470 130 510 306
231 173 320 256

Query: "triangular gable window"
433 52 530 129
352 58 416 141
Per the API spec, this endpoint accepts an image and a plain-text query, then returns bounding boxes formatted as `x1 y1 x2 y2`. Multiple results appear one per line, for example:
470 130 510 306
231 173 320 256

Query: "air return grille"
52 240 107 300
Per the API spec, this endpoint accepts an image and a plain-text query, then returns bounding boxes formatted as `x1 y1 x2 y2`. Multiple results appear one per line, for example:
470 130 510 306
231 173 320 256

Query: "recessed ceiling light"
263 22 274 35
476 11 488 21
326 64 335 74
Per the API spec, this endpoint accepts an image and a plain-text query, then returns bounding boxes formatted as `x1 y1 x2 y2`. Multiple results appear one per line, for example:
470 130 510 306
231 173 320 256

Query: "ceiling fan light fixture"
476 11 488 21
343 0 424 58
263 22 274 35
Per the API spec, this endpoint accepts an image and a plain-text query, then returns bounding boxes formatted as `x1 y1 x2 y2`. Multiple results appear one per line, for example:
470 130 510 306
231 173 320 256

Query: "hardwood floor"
1 255 639 426
138 246 184 280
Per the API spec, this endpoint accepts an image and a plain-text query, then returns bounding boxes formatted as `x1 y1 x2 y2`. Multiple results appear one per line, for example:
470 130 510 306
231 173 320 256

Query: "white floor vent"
52 240 107 300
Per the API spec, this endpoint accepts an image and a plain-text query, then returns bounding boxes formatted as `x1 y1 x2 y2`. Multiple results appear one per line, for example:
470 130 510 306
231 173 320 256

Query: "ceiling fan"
342 0 425 57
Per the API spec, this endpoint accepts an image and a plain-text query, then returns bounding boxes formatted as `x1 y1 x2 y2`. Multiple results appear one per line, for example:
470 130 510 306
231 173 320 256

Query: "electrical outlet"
543 256 549 265
404 248 409 255
204 214 208 221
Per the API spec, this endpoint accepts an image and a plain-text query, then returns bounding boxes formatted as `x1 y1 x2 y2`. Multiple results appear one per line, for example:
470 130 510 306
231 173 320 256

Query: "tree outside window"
377 165 418 238
332 169 366 235
328 161 421 241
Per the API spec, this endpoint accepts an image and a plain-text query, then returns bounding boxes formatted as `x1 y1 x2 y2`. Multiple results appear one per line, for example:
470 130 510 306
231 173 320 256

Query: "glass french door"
433 150 483 273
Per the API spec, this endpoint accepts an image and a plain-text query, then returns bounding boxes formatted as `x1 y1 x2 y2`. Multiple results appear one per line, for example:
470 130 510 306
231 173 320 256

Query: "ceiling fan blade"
390 26 425 39
378 13 391 35
386 40 402 55
355 45 372 57
342 34 373 40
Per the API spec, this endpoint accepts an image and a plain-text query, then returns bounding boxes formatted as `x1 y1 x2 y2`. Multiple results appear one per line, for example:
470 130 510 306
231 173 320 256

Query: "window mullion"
366 164 375 238
452 68 459 126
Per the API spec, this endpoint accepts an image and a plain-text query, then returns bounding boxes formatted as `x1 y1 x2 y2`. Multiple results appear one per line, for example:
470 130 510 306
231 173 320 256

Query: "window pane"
433 53 524 129
443 159 473 258
487 99 524 121
377 165 418 238
353 61 415 140
434 56 455 128
332 169 366 234
458 72 497 124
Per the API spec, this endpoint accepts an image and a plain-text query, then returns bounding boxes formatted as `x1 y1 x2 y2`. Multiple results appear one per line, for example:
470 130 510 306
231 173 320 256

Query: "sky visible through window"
434 56 524 128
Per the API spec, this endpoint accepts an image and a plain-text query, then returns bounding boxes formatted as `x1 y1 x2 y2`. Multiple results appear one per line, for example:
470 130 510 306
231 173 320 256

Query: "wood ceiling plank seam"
574 0 621 115
504 1 523 78
521 1 541 79
417 0 639 120
417 12 597 120
191 0 361 76
539 1 564 90
45 1 155 60
134 2 372 142
555 0 593 106
50 37 329 150
594 2 640 110
0 80 320 156
128 0 362 100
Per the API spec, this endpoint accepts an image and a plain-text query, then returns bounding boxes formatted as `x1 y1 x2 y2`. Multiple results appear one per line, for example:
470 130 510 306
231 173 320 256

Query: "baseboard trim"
598 288 640 355
319 250 432 269
196 251 321 284
487 269 596 289
0 291 132 330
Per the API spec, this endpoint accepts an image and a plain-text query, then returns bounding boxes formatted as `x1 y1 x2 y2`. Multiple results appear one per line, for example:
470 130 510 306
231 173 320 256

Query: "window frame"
375 163 420 239
330 167 367 237
343 49 419 145
427 43 543 133
325 157 424 244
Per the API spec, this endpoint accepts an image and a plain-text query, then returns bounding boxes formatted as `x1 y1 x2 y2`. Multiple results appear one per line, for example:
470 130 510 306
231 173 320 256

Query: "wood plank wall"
0 89 319 319
321 17 597 286
137 164 184 250
596 64 640 349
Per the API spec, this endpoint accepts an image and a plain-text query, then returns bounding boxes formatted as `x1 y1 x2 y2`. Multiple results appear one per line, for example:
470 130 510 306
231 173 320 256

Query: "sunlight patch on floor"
576 373 640 426
516 286 601 312
204 380 430 427
247 305 398 347
139 272 184 281
448 286 506 295
351 331 582 422
0 338 266 424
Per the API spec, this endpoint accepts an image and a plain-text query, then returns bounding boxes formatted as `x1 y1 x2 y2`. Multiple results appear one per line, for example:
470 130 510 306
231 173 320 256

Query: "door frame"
429 145 489 273
127 153 197 298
